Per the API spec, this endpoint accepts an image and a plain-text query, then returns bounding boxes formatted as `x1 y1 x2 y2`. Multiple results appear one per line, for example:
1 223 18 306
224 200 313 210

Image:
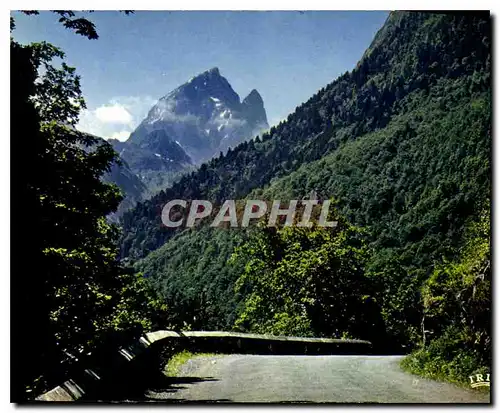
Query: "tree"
11 11 166 401
230 208 384 343
402 204 491 384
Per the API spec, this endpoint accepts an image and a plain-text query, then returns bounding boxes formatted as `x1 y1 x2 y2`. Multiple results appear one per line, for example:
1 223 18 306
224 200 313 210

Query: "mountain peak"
195 67 221 79
242 89 267 127
184 67 222 86
131 68 268 164
206 67 220 75
243 89 264 105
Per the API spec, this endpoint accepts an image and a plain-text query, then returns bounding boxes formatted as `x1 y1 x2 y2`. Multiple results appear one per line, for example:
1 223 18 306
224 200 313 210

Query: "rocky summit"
127 67 269 164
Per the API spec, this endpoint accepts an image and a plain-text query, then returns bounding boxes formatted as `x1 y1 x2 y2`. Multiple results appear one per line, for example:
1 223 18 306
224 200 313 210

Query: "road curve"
147 355 490 403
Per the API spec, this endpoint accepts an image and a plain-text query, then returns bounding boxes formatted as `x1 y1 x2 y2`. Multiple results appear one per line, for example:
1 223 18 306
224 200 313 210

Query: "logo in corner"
469 373 490 389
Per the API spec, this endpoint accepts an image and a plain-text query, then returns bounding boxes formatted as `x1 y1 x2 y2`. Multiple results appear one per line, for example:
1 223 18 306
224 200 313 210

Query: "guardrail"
37 330 372 402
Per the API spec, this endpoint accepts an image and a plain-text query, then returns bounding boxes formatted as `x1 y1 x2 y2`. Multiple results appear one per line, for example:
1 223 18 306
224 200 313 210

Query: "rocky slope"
127 67 269 164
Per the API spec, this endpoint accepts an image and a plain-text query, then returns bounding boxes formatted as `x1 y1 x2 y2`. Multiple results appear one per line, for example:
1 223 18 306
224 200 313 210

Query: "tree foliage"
137 226 247 330
402 205 490 384
11 12 166 401
230 211 384 343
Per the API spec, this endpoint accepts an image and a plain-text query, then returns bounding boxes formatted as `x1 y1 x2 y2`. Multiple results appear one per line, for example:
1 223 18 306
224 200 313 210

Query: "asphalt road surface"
147 355 490 403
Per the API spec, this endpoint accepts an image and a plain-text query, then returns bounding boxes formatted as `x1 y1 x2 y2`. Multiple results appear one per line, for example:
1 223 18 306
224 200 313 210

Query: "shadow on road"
145 398 234 403
89 363 219 402
144 375 225 402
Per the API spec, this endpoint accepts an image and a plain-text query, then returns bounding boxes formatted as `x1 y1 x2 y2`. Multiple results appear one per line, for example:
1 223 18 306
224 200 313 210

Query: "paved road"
147 355 490 403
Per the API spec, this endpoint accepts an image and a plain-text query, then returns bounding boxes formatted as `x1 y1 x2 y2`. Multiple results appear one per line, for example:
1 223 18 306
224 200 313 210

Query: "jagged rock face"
109 129 191 174
128 67 269 163
242 89 268 127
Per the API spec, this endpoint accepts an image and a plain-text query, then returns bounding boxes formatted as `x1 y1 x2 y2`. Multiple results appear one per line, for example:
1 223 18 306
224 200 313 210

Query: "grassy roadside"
164 351 219 377
400 351 490 394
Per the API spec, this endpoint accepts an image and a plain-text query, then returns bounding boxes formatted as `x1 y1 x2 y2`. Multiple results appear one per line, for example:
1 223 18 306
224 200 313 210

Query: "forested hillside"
121 11 490 259
123 11 490 383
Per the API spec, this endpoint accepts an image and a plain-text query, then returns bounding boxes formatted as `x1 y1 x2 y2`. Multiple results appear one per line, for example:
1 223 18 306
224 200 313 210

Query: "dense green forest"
124 11 491 383
11 10 491 400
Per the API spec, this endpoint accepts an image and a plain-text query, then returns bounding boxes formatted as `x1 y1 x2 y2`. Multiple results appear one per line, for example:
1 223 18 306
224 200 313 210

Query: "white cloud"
108 130 131 142
77 95 157 141
95 104 133 125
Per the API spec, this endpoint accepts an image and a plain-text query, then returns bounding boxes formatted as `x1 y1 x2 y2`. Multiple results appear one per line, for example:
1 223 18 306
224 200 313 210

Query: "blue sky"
11 11 389 141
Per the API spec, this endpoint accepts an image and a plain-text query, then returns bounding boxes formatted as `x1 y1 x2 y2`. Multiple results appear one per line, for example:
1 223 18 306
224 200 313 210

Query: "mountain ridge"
119 12 490 349
107 68 268 200
127 67 269 164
